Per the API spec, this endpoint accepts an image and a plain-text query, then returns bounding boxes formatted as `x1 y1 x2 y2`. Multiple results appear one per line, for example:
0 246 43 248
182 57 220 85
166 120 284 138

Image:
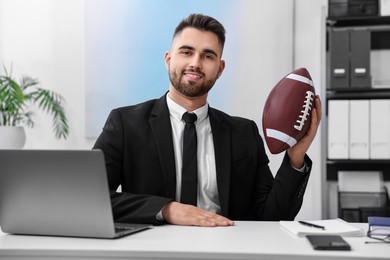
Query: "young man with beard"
93 13 322 227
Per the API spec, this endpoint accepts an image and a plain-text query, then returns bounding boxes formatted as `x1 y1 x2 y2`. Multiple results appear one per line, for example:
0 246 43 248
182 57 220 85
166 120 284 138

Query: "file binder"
381 0 390 16
328 100 349 159
328 29 350 89
370 100 390 159
349 100 369 159
350 29 371 88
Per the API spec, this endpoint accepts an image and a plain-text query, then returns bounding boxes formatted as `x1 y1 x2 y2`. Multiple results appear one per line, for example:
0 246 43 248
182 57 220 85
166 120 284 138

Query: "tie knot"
182 112 197 124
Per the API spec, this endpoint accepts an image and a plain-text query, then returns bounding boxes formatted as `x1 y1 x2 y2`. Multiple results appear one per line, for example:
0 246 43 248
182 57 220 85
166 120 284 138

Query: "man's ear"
164 51 171 69
217 60 225 78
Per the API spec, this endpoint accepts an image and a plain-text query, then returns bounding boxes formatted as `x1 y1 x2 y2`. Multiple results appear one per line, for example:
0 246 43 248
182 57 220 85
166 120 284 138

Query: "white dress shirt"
166 94 221 214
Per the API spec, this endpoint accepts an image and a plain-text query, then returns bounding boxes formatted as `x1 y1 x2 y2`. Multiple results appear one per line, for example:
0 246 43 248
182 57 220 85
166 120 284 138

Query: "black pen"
298 221 326 230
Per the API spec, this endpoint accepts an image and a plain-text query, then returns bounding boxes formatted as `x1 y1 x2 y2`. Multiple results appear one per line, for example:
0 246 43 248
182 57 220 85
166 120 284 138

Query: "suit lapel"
149 95 176 199
209 108 231 217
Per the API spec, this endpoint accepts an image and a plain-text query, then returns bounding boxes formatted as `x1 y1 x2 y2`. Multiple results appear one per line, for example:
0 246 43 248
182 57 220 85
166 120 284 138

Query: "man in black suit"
93 13 322 226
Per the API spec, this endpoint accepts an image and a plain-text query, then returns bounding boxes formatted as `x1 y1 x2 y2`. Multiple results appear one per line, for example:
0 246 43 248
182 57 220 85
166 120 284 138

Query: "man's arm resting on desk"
112 191 233 227
110 191 173 225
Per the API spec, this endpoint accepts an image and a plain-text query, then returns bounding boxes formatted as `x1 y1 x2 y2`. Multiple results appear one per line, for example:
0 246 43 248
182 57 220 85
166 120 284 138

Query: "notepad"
280 218 364 237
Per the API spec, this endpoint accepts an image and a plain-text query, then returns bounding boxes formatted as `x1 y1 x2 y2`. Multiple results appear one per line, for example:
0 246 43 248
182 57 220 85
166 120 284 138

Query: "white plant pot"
0 126 26 149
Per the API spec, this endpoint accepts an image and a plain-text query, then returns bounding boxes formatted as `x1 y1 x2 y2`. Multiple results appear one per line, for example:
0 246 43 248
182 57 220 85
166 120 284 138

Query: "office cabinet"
325 15 390 220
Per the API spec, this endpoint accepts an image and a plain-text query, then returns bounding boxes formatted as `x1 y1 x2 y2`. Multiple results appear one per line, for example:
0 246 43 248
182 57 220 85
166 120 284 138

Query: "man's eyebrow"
178 45 195 51
178 45 219 57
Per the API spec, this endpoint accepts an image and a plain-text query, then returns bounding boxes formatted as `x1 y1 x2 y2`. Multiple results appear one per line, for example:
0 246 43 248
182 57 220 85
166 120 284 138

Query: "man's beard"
168 68 218 98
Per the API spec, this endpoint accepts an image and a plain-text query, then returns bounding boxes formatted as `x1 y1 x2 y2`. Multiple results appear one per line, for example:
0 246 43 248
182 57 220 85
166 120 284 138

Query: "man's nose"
189 54 202 69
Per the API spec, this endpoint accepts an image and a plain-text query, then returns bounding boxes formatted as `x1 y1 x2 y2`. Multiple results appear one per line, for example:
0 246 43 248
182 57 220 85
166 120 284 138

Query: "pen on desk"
298 221 326 230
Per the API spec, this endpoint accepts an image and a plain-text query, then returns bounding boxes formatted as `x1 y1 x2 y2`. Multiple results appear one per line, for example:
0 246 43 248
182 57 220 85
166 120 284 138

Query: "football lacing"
294 91 315 131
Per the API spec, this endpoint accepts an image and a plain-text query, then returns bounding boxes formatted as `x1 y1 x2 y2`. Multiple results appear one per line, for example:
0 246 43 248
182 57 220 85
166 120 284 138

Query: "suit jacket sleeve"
252 120 312 220
93 108 173 225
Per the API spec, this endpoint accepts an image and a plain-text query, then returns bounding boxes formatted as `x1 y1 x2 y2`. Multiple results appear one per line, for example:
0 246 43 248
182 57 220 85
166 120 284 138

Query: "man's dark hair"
173 13 226 48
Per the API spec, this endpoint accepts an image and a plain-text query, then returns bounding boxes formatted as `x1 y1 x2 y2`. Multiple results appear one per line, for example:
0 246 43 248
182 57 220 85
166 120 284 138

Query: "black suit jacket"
93 94 311 224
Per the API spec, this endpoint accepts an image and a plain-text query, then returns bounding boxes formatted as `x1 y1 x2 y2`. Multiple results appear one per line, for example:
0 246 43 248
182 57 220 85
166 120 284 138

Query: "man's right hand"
161 201 235 227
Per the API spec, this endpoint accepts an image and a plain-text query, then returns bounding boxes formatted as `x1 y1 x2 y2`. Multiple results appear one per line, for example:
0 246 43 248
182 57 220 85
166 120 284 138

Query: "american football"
262 68 315 154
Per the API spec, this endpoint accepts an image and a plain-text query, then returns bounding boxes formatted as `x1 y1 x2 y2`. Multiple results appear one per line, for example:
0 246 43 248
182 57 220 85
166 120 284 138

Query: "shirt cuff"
156 209 164 221
292 161 308 173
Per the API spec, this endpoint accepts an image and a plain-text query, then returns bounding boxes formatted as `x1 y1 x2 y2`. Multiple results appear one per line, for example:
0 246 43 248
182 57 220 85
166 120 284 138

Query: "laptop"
0 149 151 239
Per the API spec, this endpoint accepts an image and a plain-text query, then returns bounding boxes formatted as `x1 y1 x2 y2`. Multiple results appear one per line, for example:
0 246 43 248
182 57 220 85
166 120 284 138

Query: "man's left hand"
287 95 322 169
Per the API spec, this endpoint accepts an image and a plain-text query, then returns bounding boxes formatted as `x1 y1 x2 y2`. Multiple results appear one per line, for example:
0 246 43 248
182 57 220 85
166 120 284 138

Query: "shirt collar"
166 93 208 124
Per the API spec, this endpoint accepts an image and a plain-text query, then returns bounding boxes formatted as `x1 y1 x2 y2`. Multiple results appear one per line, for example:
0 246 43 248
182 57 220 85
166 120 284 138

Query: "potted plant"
0 67 69 148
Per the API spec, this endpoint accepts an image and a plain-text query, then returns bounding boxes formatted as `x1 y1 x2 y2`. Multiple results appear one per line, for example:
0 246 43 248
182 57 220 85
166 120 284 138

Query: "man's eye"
204 54 215 60
181 50 191 56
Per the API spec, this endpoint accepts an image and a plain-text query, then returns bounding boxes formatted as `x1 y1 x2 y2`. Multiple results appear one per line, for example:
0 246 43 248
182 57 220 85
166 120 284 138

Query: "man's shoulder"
113 95 167 116
209 107 255 126
115 99 158 112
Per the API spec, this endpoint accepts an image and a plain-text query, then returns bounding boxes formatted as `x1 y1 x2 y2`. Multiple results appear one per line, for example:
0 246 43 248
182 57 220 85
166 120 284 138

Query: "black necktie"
181 112 198 206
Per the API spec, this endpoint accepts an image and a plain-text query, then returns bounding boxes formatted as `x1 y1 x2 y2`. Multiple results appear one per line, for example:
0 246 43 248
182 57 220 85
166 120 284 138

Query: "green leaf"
0 67 69 139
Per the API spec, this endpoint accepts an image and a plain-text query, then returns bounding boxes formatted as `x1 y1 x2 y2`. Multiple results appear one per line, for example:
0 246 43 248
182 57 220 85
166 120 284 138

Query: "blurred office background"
0 0 350 221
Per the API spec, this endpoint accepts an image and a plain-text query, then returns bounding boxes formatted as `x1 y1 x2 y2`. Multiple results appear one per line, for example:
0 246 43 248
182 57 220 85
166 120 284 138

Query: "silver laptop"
0 149 151 239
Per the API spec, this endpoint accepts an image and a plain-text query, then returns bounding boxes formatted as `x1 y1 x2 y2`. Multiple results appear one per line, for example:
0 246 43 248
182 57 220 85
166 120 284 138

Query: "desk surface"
0 221 389 260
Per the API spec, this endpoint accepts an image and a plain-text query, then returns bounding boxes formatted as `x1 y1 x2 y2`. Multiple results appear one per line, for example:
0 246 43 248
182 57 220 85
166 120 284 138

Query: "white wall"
0 0 325 220
294 0 328 220
0 0 94 149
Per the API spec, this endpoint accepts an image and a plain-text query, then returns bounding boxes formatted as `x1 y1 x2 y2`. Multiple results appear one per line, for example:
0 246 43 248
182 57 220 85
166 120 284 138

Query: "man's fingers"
162 202 234 227
198 212 234 226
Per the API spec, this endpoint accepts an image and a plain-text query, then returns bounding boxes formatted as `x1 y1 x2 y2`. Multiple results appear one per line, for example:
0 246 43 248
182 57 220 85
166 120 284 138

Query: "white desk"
0 221 388 260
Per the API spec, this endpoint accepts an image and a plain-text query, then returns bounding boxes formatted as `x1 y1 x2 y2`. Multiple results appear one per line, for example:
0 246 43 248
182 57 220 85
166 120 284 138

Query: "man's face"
165 27 225 98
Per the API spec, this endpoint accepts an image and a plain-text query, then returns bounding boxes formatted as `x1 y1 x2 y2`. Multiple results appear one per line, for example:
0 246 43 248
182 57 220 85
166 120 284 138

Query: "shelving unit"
325 15 390 221
327 159 390 180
